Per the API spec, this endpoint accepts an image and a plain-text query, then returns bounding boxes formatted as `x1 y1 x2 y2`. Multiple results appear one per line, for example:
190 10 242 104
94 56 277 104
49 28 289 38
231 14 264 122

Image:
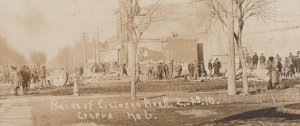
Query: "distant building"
166 37 198 63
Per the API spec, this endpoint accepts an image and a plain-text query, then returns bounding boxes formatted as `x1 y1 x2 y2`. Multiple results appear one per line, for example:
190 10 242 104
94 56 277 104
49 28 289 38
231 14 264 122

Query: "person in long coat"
252 53 259 69
122 64 128 76
163 63 169 79
208 59 213 76
267 57 279 90
19 66 31 95
213 58 221 77
11 66 20 96
157 63 164 80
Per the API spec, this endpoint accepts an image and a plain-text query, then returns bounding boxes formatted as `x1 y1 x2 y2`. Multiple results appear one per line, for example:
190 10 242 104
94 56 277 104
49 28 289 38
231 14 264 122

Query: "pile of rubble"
82 71 131 83
247 69 270 82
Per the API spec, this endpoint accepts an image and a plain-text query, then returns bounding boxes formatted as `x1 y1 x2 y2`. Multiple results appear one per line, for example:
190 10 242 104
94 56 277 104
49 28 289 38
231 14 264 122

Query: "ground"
1 79 300 126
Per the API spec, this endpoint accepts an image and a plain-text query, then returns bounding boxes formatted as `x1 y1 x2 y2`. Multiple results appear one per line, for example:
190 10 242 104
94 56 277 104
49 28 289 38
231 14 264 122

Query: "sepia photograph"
0 0 300 125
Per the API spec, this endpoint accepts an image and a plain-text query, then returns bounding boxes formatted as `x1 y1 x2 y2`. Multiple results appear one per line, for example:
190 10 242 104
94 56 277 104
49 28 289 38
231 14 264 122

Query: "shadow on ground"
204 107 300 125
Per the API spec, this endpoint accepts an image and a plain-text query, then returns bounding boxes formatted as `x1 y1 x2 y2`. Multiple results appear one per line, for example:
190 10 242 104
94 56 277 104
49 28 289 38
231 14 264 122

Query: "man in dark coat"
208 59 213 76
163 63 169 79
157 63 164 80
122 64 127 76
19 66 31 95
252 53 259 69
277 60 283 77
213 58 221 77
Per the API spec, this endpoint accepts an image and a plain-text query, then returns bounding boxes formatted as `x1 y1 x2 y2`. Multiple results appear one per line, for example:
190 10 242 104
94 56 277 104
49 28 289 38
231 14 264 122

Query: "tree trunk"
237 28 248 95
227 0 236 95
131 45 137 100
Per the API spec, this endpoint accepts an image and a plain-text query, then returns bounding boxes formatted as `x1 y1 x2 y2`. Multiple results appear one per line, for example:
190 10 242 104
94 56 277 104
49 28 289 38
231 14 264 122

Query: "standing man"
194 62 199 79
188 62 193 77
259 53 266 70
191 62 195 78
252 53 259 70
208 59 213 76
122 64 128 76
19 66 31 95
40 66 47 87
32 65 39 83
157 62 164 80
276 54 282 63
277 60 283 77
288 53 294 61
11 66 20 96
163 62 169 79
267 57 279 90
147 62 153 80
283 57 290 79
213 58 221 77
246 53 252 68
288 53 295 72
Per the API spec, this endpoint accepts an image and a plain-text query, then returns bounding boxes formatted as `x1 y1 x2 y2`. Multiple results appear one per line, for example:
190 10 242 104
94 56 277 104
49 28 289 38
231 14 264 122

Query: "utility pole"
73 44 76 69
82 32 87 69
227 0 236 95
93 38 96 64
119 0 129 65
97 28 100 64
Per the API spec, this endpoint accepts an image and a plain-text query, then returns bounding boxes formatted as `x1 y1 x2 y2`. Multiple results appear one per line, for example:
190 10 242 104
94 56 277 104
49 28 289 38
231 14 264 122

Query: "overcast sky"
0 0 299 61
0 0 191 61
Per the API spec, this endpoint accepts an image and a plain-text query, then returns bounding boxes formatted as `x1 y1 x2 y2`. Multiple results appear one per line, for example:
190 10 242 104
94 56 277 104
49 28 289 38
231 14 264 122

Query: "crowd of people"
91 61 120 74
117 51 300 83
2 50 295 94
2 65 48 96
120 58 224 81
244 51 300 90
246 51 300 79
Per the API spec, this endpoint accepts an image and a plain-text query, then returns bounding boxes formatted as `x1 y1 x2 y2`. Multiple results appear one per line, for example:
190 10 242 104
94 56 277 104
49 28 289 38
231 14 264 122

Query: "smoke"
18 0 45 33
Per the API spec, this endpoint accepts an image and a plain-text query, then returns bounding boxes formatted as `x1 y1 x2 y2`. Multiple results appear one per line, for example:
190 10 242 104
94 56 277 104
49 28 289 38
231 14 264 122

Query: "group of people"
186 61 208 79
246 52 300 79
208 58 222 77
117 50 298 83
91 62 120 74
246 53 270 70
141 59 223 81
244 51 300 90
272 52 300 80
2 65 47 96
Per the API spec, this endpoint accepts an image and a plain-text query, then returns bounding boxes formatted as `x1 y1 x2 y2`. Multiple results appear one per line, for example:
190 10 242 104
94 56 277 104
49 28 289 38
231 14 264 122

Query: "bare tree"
208 0 274 95
0 38 27 66
30 51 47 67
121 0 160 100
